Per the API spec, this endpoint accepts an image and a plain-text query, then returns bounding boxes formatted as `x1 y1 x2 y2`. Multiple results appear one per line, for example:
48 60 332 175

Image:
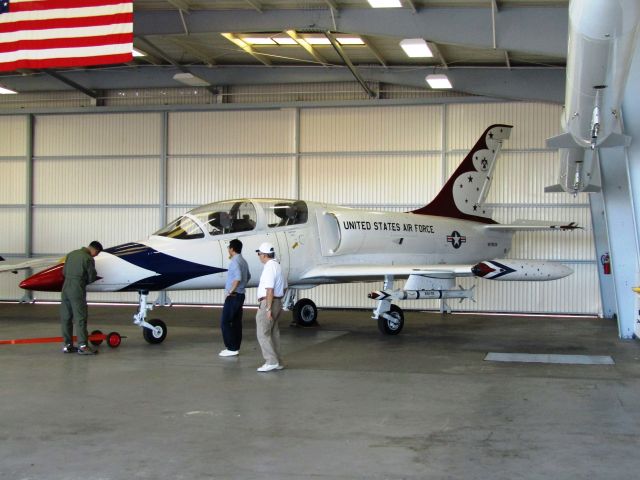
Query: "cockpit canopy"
154 199 308 239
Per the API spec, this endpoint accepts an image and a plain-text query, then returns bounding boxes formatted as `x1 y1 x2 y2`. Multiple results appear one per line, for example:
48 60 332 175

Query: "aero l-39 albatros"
2 125 578 343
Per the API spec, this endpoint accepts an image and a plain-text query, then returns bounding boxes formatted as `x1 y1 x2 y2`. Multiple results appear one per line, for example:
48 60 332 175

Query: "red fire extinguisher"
601 252 611 275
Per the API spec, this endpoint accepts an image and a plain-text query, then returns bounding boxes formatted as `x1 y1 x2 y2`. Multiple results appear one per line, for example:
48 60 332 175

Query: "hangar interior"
2 1 640 479
0 102 598 314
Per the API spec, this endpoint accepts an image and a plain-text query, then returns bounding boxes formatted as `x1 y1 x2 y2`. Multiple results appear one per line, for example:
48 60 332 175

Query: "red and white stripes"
0 0 133 71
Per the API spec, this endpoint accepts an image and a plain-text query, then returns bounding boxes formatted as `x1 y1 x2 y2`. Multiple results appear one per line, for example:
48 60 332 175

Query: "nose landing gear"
134 291 168 344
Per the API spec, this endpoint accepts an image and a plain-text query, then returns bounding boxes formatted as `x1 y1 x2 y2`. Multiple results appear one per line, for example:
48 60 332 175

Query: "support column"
621 38 640 338
21 114 34 303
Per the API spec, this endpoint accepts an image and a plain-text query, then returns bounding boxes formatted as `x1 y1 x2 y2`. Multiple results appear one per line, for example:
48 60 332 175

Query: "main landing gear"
134 290 168 344
284 288 318 327
371 275 405 335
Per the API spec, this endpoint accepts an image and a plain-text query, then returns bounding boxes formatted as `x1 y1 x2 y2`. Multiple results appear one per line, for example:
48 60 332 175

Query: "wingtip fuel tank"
546 0 640 194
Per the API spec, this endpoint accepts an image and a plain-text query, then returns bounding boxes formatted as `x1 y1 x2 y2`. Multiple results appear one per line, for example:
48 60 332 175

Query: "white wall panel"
0 116 27 156
0 270 28 300
299 153 441 205
0 208 26 254
169 110 294 155
33 157 160 205
447 103 563 150
168 156 294 205
32 208 158 255
300 106 442 152
34 113 162 156
0 159 26 204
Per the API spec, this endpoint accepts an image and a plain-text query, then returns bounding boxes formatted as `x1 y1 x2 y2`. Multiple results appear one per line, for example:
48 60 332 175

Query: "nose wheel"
142 319 167 344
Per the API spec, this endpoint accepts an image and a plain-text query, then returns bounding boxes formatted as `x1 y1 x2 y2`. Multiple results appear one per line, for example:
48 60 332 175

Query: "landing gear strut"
134 290 168 344
372 275 405 335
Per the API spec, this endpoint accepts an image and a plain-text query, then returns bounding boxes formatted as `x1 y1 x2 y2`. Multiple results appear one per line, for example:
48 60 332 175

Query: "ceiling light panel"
368 0 402 7
336 36 365 45
241 36 276 45
426 74 453 89
400 38 433 58
303 35 331 45
0 86 17 94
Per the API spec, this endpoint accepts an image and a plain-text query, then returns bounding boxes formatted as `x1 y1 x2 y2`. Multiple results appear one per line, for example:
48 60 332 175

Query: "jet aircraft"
2 124 578 343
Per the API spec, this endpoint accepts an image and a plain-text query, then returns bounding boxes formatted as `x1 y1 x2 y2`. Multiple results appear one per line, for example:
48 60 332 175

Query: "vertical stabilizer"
412 124 512 224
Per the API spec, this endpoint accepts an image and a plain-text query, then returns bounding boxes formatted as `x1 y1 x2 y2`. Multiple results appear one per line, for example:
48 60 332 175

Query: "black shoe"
62 344 78 354
77 344 97 355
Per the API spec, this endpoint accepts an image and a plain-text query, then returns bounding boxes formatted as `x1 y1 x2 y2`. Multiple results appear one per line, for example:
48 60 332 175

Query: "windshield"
190 200 257 236
154 216 204 240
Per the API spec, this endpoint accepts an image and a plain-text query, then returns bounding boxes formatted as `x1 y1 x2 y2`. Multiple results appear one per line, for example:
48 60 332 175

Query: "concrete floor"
1 303 639 480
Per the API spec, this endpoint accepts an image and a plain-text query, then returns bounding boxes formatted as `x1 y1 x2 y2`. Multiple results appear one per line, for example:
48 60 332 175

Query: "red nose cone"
20 263 65 292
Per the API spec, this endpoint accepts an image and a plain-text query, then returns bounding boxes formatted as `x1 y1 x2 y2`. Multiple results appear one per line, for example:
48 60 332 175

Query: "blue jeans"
220 293 245 351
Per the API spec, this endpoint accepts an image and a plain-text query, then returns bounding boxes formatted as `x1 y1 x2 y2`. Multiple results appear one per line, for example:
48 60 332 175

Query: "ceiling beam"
244 0 263 13
429 42 448 70
168 37 217 66
361 35 387 68
404 0 417 14
2 65 565 103
43 70 100 100
286 30 329 66
326 32 376 98
220 33 272 66
135 36 220 95
134 7 568 58
166 0 190 12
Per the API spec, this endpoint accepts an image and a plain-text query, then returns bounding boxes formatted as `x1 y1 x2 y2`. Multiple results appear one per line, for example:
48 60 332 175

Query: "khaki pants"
256 298 282 365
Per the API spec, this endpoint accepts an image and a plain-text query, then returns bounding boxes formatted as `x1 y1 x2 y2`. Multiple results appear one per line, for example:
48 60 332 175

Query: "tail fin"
412 124 512 224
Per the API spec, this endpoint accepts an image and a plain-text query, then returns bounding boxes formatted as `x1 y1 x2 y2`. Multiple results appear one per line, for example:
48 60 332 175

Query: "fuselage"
20 198 513 293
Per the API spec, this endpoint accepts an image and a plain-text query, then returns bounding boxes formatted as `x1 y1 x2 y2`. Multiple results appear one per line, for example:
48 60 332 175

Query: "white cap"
256 242 275 254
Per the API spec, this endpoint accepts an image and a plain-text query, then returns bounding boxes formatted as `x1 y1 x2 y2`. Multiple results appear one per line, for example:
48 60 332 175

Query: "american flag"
0 0 133 72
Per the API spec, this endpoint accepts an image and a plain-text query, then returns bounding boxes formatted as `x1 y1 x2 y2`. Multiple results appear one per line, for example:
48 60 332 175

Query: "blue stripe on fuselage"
105 243 225 291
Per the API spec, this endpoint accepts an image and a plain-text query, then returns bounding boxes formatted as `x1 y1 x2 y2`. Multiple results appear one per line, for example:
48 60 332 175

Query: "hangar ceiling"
0 0 569 104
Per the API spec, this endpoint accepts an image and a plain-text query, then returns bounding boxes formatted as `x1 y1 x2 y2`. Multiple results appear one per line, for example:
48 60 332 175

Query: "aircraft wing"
483 221 580 232
300 264 475 282
0 257 62 274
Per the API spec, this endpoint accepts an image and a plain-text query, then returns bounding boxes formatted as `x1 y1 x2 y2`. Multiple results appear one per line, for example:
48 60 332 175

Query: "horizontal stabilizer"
546 132 581 149
599 132 632 148
484 221 580 232
544 184 565 193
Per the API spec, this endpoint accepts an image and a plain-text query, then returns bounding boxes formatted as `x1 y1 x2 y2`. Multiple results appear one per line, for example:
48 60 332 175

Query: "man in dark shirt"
60 241 103 355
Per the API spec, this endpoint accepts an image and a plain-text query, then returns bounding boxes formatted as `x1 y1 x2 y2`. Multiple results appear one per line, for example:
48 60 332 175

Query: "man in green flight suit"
60 240 103 355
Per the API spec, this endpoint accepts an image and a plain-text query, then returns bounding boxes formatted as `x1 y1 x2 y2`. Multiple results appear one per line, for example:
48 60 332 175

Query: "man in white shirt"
255 242 287 372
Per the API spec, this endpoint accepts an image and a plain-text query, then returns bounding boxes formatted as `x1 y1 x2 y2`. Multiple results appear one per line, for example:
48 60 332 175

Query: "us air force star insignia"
446 230 466 249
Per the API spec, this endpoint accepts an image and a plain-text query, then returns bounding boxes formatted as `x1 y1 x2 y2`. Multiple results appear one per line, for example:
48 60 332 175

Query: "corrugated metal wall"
0 103 600 314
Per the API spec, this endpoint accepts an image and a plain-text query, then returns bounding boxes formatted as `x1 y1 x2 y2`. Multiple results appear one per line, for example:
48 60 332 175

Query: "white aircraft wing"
0 257 62 274
483 221 579 232
300 264 475 282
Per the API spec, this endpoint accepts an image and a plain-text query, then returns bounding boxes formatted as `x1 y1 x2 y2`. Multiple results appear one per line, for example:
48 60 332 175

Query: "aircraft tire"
106 332 122 348
377 305 404 335
293 298 318 327
143 319 167 344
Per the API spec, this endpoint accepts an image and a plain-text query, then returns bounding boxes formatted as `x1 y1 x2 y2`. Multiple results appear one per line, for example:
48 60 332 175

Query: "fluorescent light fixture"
426 74 452 89
400 38 433 58
368 0 402 7
273 36 297 45
0 86 17 94
241 36 276 45
173 72 211 87
303 35 331 45
132 48 146 57
337 36 365 45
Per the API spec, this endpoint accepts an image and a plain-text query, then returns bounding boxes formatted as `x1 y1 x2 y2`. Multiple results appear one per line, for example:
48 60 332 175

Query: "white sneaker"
219 349 239 357
257 363 281 372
